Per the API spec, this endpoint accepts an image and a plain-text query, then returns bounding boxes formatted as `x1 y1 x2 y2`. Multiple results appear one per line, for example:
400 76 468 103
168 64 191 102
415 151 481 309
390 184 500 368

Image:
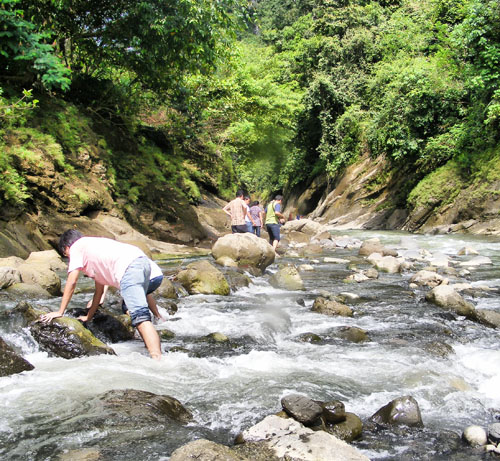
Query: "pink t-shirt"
67 237 145 287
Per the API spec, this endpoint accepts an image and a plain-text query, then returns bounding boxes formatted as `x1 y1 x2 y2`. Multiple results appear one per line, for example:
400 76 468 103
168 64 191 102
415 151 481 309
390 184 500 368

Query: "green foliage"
0 0 70 90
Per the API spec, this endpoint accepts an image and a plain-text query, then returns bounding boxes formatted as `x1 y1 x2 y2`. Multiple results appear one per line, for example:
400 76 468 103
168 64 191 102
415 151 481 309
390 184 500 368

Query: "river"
1 230 499 460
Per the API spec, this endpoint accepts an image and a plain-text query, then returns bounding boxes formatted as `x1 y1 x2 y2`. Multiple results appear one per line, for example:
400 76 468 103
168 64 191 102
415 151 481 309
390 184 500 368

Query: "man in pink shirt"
40 229 161 360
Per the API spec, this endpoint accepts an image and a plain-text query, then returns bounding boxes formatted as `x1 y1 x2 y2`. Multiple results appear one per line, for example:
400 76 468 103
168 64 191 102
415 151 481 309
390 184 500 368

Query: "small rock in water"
462 425 487 447
281 394 323 426
488 422 500 445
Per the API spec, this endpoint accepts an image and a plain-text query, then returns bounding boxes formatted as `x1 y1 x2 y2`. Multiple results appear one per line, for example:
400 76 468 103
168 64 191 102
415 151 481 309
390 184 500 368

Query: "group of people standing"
222 190 285 250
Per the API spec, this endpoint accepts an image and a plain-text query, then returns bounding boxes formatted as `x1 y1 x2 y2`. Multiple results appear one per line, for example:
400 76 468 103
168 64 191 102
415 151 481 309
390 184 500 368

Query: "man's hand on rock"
39 312 62 323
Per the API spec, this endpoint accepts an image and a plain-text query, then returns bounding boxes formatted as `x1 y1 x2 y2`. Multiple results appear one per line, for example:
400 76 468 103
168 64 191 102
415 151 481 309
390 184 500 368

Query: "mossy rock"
176 260 230 296
16 302 115 359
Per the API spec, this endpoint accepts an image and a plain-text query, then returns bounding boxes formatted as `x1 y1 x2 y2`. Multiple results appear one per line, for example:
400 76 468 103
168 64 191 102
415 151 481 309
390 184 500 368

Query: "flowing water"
1 231 499 460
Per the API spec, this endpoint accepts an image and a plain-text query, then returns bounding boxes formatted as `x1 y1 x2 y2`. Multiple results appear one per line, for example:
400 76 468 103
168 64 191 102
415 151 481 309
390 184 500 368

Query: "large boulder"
425 285 476 317
358 238 385 256
176 260 230 295
212 233 275 274
269 265 305 291
25 249 66 271
0 336 34 377
238 415 369 461
17 263 61 296
369 396 423 428
155 277 178 299
473 309 500 328
15 302 115 359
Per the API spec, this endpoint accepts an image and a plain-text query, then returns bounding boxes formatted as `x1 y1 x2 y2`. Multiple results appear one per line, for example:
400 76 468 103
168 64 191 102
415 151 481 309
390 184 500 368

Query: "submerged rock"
0 336 34 376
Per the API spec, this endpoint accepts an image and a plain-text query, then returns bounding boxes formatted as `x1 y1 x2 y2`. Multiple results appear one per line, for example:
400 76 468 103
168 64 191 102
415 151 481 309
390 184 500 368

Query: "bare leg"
273 240 279 250
136 321 161 360
147 294 165 321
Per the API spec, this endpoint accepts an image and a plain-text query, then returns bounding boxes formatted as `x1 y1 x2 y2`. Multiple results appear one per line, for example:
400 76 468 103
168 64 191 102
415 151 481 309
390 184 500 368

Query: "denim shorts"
120 256 151 326
121 274 163 315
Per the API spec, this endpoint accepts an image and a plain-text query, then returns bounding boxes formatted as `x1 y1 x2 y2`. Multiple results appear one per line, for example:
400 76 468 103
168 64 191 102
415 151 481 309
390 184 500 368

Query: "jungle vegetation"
1 0 499 213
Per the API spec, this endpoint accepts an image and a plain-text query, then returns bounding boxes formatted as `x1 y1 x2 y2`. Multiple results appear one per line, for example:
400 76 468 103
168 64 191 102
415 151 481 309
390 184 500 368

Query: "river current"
1 230 499 460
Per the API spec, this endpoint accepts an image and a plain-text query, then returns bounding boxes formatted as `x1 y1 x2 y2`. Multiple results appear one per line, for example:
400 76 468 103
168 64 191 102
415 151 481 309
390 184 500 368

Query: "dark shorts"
266 223 281 243
252 225 261 237
231 224 248 233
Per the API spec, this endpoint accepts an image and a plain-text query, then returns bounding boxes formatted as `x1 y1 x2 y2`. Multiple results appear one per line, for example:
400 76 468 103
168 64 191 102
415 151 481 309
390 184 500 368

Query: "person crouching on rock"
40 229 162 360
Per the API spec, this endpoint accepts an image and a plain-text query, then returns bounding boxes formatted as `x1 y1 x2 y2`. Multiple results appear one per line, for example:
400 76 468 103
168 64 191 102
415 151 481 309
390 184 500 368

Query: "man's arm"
40 269 81 323
222 203 232 217
78 282 105 322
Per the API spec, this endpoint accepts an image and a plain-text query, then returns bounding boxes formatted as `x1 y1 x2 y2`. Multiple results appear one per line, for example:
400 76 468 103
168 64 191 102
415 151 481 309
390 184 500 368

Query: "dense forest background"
1 0 499 233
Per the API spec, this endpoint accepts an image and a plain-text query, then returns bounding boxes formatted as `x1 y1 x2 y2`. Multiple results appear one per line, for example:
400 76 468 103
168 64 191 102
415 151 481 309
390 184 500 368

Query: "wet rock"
298 332 322 343
473 309 500 328
5 282 52 299
312 296 353 317
97 389 193 424
296 298 306 306
324 412 363 442
157 299 178 315
159 329 176 340
321 400 346 424
488 422 500 445
410 270 446 288
0 336 34 376
269 265 304 291
203 332 229 343
424 341 454 357
176 260 230 296
462 425 487 446
339 326 368 343
75 308 134 343
369 395 423 428
425 285 475 317
212 233 275 274
16 302 115 359
171 439 247 461
238 414 369 461
225 271 252 291
281 394 323 426
0 266 21 289
156 278 177 299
